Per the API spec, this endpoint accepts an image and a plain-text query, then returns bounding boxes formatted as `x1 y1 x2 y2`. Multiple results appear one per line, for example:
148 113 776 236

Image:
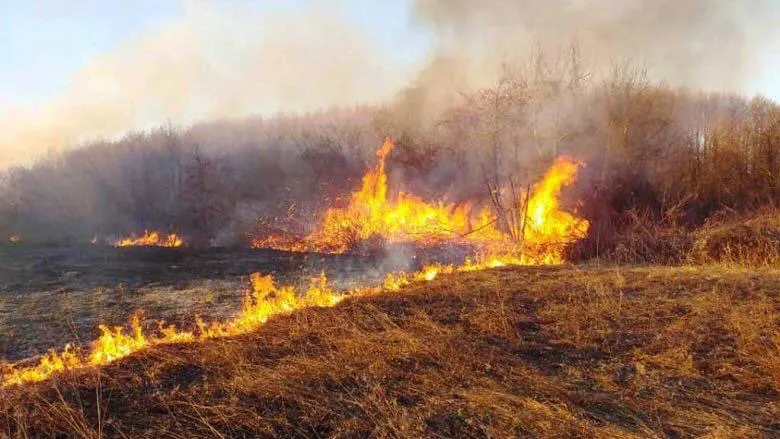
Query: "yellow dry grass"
0 265 778 438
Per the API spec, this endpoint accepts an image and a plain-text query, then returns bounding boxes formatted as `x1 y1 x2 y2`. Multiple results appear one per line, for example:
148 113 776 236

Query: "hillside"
1 265 777 438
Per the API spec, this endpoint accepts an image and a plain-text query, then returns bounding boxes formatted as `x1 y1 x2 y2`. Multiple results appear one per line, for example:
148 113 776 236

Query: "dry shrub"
690 210 780 267
610 226 690 265
594 209 692 265
346 232 388 256
592 209 780 267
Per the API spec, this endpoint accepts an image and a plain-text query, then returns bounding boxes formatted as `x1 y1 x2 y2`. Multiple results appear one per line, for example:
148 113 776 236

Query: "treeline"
1 54 778 255
0 109 381 246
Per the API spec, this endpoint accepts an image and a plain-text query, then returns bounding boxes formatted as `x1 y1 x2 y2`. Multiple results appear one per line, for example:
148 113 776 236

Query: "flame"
9 235 21 244
196 272 344 339
3 263 490 387
252 139 589 265
0 314 196 386
0 143 591 388
520 156 591 265
115 231 185 248
414 263 455 282
1 219 579 389
252 138 509 254
1 273 343 387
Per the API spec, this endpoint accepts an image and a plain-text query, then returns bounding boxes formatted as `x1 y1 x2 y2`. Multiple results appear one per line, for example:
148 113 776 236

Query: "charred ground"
0 245 421 362
1 265 777 438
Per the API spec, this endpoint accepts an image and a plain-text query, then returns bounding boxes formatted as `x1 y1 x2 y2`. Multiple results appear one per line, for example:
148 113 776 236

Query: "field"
1 260 777 438
3 2 780 437
0 246 414 363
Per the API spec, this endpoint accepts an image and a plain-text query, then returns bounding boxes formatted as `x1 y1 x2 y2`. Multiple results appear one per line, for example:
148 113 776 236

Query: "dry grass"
690 212 780 267
1 265 778 438
596 209 780 268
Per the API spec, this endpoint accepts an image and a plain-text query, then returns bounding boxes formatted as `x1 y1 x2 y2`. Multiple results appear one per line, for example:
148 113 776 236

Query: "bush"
689 210 780 267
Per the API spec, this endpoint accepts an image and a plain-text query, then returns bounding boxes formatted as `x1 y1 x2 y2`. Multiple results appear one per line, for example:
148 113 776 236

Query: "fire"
0 222 584 388
519 156 591 265
1 273 344 387
253 138 496 253
1 312 196 386
252 139 589 265
415 263 455 282
0 142 591 388
90 315 150 364
115 230 185 248
9 235 21 244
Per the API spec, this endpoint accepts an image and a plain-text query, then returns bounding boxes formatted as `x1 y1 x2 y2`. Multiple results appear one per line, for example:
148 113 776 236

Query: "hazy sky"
0 0 430 109
0 0 433 167
0 0 778 168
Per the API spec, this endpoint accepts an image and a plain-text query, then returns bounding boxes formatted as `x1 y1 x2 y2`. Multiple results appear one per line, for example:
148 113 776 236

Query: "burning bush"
252 139 590 264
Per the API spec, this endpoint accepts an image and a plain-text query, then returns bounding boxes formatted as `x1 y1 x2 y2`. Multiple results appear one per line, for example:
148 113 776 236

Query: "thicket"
1 54 778 262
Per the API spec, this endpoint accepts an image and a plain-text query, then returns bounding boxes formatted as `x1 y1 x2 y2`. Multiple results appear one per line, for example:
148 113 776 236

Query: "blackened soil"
0 244 414 362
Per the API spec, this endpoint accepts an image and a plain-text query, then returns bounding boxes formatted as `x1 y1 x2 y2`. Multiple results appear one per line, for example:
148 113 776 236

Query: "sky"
0 0 434 167
0 1 179 108
0 0 778 168
0 0 431 109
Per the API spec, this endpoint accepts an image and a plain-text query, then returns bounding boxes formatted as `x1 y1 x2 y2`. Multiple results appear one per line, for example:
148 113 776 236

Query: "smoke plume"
2 0 778 168
413 0 776 86
0 1 415 169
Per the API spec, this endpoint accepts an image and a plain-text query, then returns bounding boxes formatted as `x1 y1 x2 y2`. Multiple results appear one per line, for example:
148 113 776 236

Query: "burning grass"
0 250 568 388
0 265 777 437
251 139 590 263
0 273 347 386
114 231 185 248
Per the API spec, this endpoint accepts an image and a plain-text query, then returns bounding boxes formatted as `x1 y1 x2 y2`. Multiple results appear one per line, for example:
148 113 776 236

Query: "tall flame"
1 141 591 388
520 156 590 265
252 139 589 264
253 139 506 254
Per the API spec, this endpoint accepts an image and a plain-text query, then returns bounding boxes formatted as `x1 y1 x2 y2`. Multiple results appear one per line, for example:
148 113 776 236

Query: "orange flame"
253 139 506 253
8 235 21 244
520 156 591 265
115 231 184 248
1 273 344 387
1 312 196 386
252 139 589 265
0 142 591 388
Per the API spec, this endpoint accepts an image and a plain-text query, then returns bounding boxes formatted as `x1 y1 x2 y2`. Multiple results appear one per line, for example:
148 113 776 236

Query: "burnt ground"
0 244 417 362
0 265 777 438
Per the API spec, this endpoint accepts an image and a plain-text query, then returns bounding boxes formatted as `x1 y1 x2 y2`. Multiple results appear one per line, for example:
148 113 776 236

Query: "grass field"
1 264 777 438
0 246 410 362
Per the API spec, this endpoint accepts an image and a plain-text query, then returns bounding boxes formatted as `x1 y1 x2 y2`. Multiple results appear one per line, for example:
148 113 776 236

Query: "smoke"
404 0 779 112
3 0 778 169
0 1 417 169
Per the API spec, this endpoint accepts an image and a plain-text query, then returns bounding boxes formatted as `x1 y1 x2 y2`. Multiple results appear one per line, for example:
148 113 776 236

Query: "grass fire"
0 146 590 387
251 138 589 265
0 1 779 437
114 231 185 248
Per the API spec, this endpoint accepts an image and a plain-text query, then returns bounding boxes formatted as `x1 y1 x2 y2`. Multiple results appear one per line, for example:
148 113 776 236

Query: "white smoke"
0 1 418 168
